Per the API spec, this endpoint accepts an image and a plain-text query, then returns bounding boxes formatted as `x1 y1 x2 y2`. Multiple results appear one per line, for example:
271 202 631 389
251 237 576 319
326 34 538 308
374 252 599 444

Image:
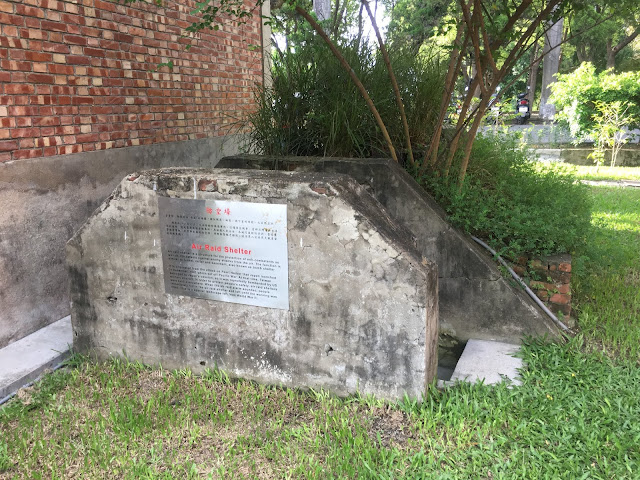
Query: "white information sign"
158 197 289 310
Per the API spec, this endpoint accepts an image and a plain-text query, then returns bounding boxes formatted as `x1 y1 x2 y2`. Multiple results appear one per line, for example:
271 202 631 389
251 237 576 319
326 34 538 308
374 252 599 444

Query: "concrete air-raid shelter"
67 169 439 400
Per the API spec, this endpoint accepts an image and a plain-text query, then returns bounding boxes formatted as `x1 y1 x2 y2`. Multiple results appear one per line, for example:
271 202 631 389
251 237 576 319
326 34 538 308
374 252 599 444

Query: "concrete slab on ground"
582 180 640 188
0 316 72 399
450 339 522 386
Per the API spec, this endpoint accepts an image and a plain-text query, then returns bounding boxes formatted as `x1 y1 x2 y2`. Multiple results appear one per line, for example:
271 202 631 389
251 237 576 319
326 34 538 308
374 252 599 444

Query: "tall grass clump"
248 34 444 159
419 132 592 260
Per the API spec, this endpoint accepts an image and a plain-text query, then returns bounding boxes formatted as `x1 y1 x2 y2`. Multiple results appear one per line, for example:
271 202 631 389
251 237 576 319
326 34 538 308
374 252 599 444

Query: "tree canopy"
122 0 639 183
563 3 639 72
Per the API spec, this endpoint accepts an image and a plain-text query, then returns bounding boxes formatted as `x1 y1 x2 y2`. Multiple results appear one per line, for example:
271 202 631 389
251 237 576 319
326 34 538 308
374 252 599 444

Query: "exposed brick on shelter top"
517 254 573 321
0 0 264 162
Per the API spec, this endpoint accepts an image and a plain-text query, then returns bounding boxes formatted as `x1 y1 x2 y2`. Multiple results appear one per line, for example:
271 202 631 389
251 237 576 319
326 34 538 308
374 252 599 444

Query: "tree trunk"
443 75 480 177
607 28 640 71
539 17 563 121
458 94 491 185
470 61 481 98
313 0 331 21
606 38 615 70
421 24 467 173
528 42 541 110
356 2 364 46
363 0 414 166
576 43 587 64
332 0 349 38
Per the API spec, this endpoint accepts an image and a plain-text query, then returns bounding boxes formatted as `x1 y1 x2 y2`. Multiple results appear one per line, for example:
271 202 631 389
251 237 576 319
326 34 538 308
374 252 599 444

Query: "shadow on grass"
572 186 640 359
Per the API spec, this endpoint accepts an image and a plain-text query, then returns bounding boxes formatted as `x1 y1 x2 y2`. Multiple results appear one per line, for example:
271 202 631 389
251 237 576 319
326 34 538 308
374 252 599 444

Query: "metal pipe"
471 235 571 333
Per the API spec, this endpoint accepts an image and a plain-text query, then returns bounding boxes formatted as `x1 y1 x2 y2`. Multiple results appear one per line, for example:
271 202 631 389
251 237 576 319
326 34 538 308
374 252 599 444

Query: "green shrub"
247 35 444 159
551 62 640 140
419 132 592 260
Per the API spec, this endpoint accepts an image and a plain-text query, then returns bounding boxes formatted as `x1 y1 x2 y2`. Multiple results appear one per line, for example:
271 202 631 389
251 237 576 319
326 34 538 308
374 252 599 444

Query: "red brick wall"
0 0 264 162
513 254 572 321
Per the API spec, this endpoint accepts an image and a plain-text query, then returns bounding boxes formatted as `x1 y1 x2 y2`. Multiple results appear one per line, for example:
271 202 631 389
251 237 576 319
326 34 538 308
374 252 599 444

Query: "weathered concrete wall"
0 136 241 349
67 169 438 400
218 155 560 344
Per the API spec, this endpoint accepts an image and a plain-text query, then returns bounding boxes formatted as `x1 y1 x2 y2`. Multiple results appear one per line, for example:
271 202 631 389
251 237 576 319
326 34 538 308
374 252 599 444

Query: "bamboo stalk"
362 0 414 166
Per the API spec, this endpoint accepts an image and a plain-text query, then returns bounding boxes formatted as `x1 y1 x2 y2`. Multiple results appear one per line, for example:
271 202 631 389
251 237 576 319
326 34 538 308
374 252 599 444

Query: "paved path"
581 180 640 188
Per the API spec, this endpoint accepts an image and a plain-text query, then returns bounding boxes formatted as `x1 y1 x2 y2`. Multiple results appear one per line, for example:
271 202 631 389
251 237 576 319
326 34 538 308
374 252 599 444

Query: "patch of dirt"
625 270 640 286
134 370 172 403
366 405 414 449
165 420 290 479
15 386 35 406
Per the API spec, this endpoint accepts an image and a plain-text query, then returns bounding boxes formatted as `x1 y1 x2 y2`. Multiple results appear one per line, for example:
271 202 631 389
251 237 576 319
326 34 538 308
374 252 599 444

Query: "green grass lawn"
2 178 640 479
570 165 640 182
1 343 639 479
572 185 640 359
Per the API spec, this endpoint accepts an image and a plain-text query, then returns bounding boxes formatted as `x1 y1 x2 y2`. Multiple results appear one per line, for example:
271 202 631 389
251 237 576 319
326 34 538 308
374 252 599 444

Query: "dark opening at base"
437 335 467 381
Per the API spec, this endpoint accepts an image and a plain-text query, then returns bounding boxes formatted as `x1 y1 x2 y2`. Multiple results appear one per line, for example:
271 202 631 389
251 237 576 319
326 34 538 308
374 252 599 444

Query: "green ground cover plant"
418 132 592 261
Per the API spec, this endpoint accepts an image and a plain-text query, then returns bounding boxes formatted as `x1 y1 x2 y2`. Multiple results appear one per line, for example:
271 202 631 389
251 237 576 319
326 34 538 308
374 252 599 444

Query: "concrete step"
0 316 72 399
448 339 522 386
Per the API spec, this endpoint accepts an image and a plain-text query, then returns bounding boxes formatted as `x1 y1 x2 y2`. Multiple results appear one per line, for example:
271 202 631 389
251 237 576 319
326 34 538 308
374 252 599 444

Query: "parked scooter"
516 93 531 124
